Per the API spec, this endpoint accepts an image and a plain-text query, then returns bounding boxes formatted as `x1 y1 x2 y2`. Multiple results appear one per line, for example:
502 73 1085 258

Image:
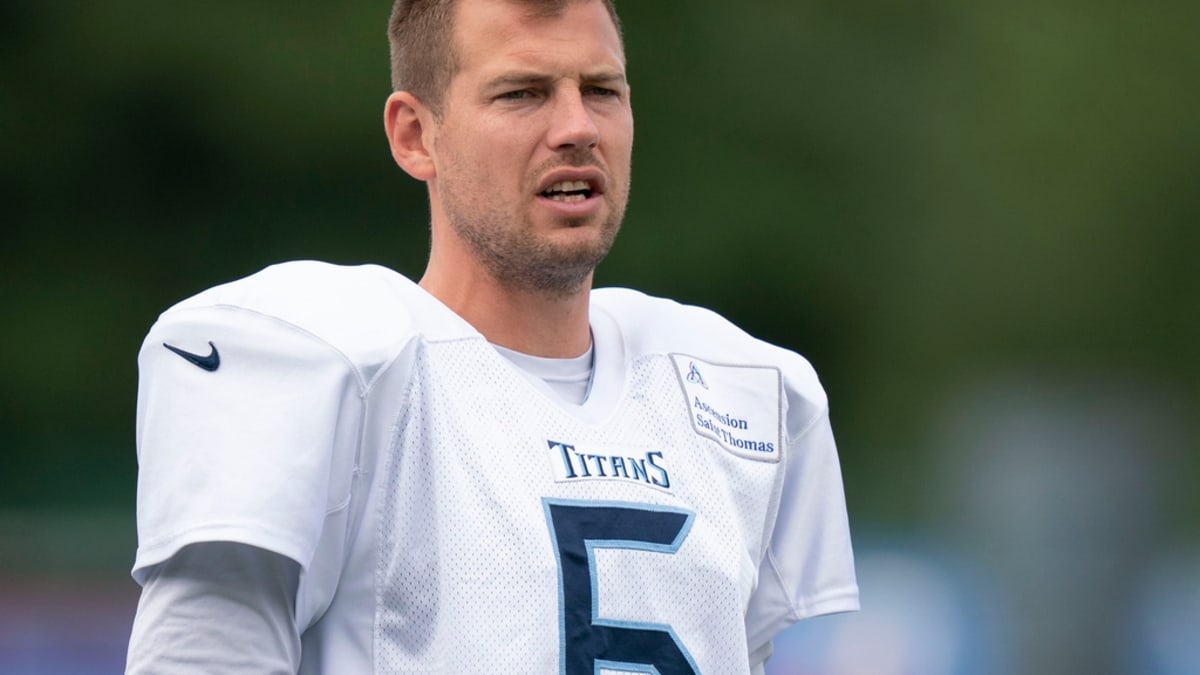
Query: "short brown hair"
388 0 622 115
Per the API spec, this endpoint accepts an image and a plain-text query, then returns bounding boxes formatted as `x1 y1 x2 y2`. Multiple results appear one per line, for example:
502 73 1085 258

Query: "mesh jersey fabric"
133 260 858 674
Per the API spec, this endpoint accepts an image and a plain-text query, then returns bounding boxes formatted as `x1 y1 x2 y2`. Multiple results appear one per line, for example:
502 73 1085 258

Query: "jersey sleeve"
744 404 859 650
132 303 364 584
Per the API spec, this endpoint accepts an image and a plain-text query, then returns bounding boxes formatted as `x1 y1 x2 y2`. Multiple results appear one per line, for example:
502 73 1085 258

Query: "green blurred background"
2 1 1197 672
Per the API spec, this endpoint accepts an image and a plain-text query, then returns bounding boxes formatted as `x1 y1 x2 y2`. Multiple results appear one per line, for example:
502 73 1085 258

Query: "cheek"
474 121 534 169
603 115 634 165
442 136 515 186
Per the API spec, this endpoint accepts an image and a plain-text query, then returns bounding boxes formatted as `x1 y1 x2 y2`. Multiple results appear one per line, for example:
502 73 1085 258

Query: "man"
126 0 858 672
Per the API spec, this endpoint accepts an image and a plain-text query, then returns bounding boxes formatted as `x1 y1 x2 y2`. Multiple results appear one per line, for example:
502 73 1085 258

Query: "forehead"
450 0 625 79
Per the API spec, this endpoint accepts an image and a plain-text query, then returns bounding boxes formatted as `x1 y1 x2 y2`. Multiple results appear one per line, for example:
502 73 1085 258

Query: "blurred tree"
1 1 1195 527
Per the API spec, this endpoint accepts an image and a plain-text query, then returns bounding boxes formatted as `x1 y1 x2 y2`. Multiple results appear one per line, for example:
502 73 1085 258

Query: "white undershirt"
126 542 301 674
492 342 595 405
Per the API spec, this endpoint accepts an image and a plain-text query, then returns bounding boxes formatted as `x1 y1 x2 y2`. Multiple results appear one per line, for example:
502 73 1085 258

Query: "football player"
126 0 858 672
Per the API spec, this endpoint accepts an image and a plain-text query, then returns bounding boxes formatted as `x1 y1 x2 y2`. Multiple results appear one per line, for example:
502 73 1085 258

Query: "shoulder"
165 260 417 323
148 261 434 384
590 287 816 377
592 287 828 438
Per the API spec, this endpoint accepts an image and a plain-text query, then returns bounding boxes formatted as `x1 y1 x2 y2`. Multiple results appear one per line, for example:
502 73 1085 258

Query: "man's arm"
126 542 301 674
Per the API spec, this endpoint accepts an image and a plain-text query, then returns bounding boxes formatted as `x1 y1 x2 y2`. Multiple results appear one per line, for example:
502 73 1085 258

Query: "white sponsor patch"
670 354 782 462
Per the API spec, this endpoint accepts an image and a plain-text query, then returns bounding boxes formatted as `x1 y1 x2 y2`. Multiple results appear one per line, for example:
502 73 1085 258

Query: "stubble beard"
441 156 629 299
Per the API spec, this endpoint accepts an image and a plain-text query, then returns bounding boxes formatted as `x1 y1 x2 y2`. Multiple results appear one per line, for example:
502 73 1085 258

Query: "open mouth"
540 180 595 203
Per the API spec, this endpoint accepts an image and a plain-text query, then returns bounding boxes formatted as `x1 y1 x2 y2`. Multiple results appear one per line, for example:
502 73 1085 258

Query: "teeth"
553 180 590 192
543 180 593 197
548 192 587 202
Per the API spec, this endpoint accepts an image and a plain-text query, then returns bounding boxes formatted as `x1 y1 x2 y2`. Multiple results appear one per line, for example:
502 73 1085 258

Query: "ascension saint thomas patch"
670 354 782 463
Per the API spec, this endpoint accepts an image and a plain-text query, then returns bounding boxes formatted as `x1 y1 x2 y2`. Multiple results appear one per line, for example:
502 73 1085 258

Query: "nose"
546 89 599 150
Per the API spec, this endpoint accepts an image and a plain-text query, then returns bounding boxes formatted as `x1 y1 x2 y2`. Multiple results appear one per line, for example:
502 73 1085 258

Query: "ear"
384 91 437 181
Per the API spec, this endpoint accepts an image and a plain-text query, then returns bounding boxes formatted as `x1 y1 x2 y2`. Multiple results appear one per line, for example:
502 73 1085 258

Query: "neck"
420 258 593 358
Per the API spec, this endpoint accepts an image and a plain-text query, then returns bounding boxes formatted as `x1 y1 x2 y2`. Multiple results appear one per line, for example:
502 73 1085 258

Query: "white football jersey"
133 261 858 674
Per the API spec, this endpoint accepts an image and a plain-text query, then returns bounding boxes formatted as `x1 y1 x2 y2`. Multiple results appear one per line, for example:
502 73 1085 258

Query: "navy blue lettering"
551 440 579 479
610 456 628 479
647 451 670 489
692 397 750 431
590 455 609 477
630 458 648 483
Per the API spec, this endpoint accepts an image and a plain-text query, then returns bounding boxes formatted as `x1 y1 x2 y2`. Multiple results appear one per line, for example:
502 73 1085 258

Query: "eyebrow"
484 70 628 91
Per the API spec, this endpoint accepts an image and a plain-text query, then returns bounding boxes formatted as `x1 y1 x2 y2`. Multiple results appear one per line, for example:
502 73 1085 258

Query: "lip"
535 192 605 218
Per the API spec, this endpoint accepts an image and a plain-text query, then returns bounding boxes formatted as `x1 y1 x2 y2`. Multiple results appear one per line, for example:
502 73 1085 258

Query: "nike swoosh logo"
163 341 221 372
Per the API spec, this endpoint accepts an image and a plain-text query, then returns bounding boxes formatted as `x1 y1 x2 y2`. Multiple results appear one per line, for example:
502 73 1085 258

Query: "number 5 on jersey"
543 499 700 675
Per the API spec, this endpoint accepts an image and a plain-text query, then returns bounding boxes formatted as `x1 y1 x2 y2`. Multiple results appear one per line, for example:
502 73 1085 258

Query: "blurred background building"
2 1 1197 672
